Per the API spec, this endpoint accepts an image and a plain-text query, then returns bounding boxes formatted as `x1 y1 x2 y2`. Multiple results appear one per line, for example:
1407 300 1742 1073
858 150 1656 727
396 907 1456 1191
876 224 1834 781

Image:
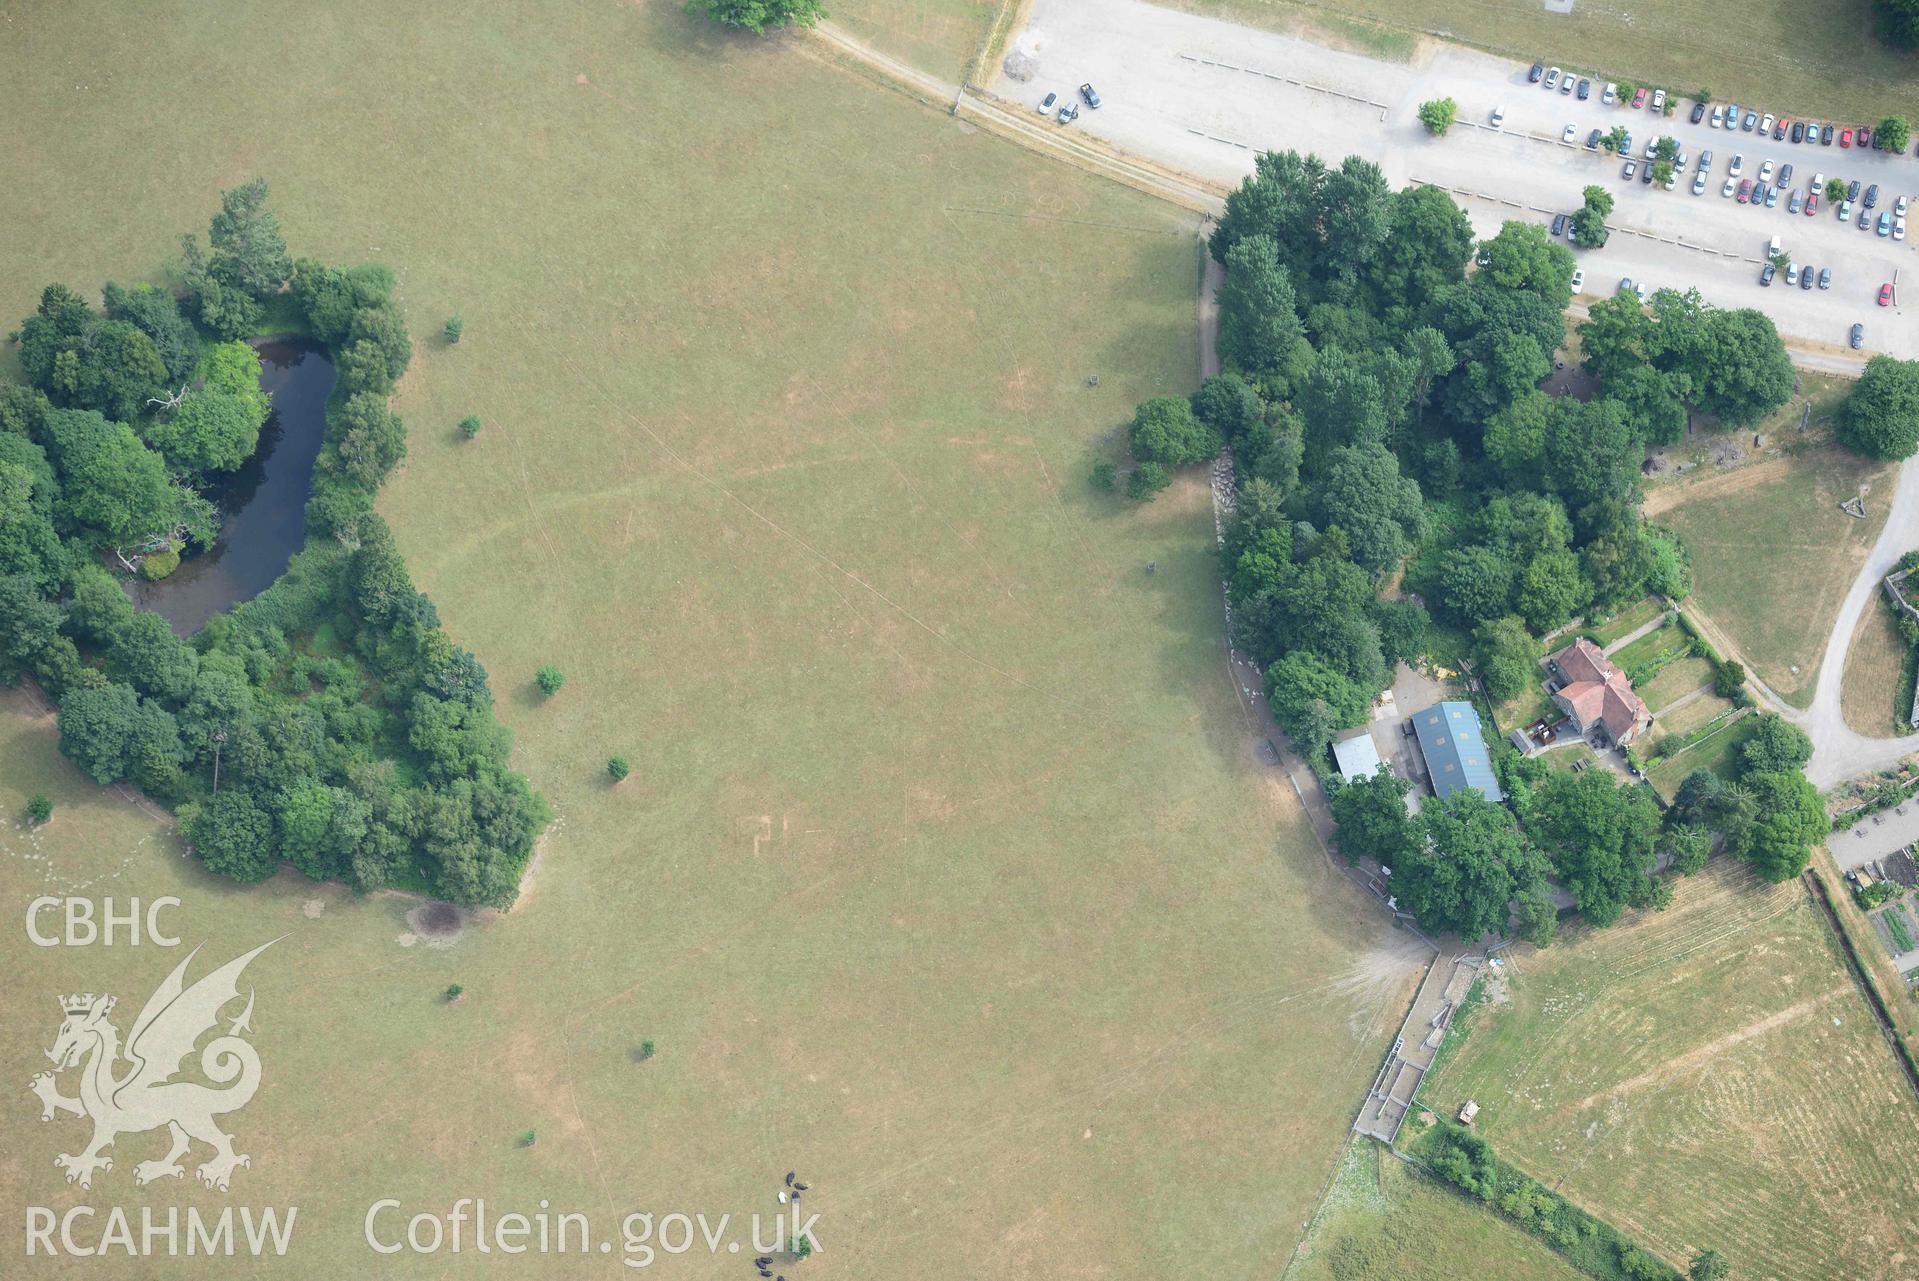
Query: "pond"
125 339 335 636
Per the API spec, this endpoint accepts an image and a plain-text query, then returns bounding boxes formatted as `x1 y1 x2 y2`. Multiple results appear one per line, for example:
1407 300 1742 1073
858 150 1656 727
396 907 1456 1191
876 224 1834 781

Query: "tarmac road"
1006 0 1916 362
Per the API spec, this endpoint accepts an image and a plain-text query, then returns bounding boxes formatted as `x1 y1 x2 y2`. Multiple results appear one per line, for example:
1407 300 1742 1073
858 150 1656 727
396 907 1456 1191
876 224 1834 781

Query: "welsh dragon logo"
29 940 277 1192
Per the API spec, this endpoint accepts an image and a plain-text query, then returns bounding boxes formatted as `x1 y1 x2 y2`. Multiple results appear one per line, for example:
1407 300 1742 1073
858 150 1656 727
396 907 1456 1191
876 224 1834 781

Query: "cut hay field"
1844 601 1913 738
0 1 1424 1278
1651 444 1895 703
1421 861 1919 1281
1283 1138 1585 1281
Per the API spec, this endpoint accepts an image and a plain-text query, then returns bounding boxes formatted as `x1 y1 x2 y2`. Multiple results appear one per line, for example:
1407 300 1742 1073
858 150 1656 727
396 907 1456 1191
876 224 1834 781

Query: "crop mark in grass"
1569 984 1850 1111
940 205 1193 235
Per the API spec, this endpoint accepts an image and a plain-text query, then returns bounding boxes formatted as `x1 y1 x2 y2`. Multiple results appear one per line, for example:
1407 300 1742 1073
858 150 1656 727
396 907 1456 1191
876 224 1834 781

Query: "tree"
1826 177 1849 205
102 281 201 383
1128 396 1222 467
444 315 464 344
1307 443 1425 572
43 409 181 546
1483 390 1550 488
1441 545 1516 624
1474 615 1540 703
26 794 53 825
1398 789 1538 941
535 666 566 697
181 788 279 883
145 386 266 473
1191 373 1264 447
1531 768 1663 926
1088 460 1116 492
608 756 631 782
1689 1247 1731 1281
1515 546 1588 632
1417 97 1458 135
1126 462 1170 500
1713 659 1746 699
1662 822 1713 875
1741 770 1825 881
1265 650 1369 758
1837 356 1919 460
1879 116 1912 153
1600 125 1629 153
1330 768 1415 865
459 415 481 440
57 682 179 785
1476 222 1576 309
207 178 291 299
1738 713 1812 776
684 0 826 32
1218 235 1306 375
1692 309 1794 427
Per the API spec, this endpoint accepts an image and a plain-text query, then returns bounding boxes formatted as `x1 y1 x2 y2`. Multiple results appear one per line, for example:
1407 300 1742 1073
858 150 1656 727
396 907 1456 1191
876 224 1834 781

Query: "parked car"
1897 217 1907 241
1791 120 1805 142
1529 62 1544 83
1768 233 1781 256
1665 168 1678 191
1773 118 1789 140
1058 102 1079 123
1491 104 1507 127
1603 81 1618 105
1623 158 1639 180
1819 267 1832 288
1879 210 1893 236
1866 183 1880 208
1710 105 1726 128
1693 170 1709 195
1861 205 1874 229
1617 275 1634 295
1737 178 1754 202
1847 179 1861 201
1841 127 1854 148
1760 262 1776 286
1788 189 1803 214
1764 183 1778 207
1852 323 1866 349
1697 149 1713 171
1577 78 1591 100
1563 123 1577 144
1643 163 1656 184
1652 89 1666 111
1587 127 1604 149
1806 191 1821 214
1898 195 1910 216
1644 133 1661 156
1037 91 1059 113
1725 102 1740 128
1823 123 1836 144
1779 163 1793 186
1882 283 1895 306
1619 131 1633 154
1636 281 1649 302
1690 101 1706 124
1079 83 1101 107
1545 67 1561 89
1632 85 1647 108
1551 212 1568 236
1760 112 1775 134
1570 268 1585 290
1801 265 1815 290
1759 159 1775 184
1722 175 1737 198
1561 75 1575 96
1729 153 1744 176
1743 110 1758 130
1859 125 1872 148
1838 198 1853 222
1785 263 1800 286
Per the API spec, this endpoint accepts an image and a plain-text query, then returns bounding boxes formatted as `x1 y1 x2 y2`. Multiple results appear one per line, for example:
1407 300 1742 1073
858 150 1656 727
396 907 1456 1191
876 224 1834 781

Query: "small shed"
1332 729 1383 783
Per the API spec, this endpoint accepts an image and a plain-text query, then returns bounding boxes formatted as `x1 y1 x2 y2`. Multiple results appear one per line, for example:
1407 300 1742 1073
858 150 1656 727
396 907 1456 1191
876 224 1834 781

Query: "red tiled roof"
1549 638 1649 741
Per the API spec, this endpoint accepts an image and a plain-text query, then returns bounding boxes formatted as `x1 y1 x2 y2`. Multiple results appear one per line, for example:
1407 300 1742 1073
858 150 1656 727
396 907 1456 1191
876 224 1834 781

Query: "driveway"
1005 0 1915 361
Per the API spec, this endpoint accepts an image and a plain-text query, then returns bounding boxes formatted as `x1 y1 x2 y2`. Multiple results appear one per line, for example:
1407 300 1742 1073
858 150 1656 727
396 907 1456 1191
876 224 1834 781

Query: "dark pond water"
126 339 336 636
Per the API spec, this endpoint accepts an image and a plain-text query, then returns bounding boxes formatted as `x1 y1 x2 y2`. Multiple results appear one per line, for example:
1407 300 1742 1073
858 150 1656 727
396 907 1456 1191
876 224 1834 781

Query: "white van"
1491 104 1506 128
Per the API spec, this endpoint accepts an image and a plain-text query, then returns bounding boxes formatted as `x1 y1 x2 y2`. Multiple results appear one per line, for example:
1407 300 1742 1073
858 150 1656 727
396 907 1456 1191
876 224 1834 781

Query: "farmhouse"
1410 701 1501 802
1544 638 1651 748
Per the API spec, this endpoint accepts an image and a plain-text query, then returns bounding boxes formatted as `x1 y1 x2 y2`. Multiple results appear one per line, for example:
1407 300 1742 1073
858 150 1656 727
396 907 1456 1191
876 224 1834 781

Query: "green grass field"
0 2 1427 1277
1637 655 1713 714
831 0 1000 80
1607 620 1691 683
1647 710 1755 796
1175 0 1919 128
1587 597 1666 649
1422 861 1919 1281
1653 444 1895 701
1283 1138 1585 1281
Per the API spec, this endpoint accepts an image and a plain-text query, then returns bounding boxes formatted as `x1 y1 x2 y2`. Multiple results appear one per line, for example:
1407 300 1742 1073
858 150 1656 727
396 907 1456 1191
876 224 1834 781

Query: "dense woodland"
0 181 546 906
1121 150 1825 942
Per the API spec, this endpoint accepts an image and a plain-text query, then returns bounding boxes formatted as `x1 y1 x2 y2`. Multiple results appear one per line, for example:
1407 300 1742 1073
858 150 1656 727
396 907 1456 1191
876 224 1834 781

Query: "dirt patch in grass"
1422 862 1919 1281
1657 444 1894 700
1843 603 1911 739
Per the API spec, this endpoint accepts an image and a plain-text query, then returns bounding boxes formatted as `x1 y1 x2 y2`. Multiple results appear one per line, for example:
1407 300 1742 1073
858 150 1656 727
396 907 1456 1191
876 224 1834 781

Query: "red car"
1880 282 1895 306
1807 192 1821 215
1841 127 1853 148
1632 86 1648 108
1859 125 1873 148
1737 178 1753 203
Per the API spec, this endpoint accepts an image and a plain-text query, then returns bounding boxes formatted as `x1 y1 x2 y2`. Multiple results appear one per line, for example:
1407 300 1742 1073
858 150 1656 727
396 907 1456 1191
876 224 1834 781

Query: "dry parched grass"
1843 602 1912 738
1423 862 1919 1281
